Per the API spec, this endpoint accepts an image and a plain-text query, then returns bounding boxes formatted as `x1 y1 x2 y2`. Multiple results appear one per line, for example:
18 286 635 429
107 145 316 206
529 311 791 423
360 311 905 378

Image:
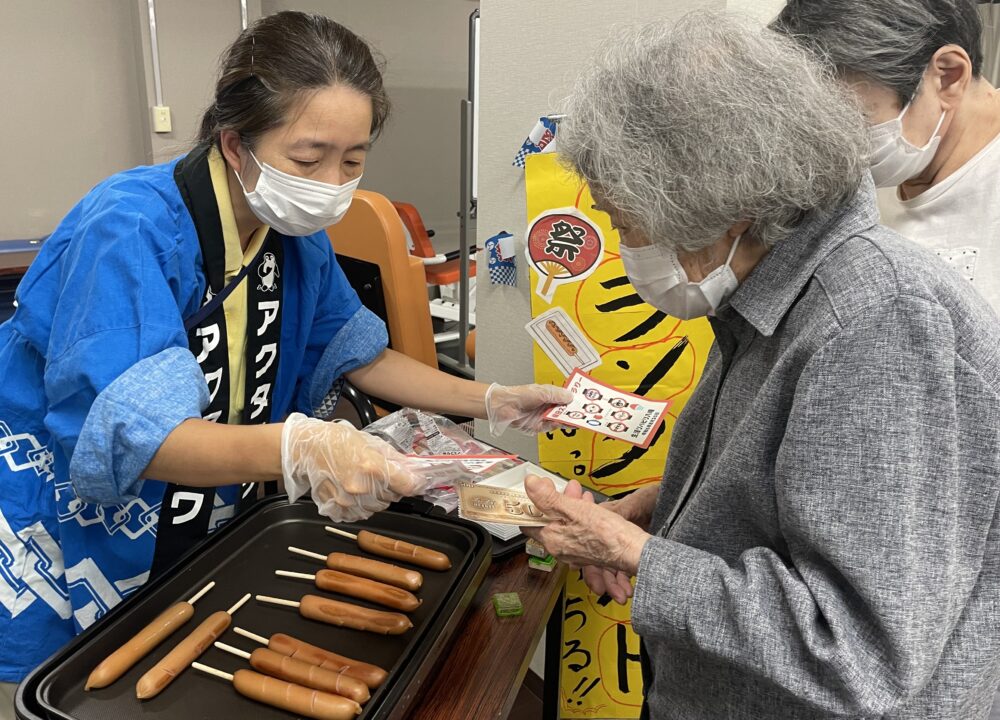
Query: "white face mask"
869 101 946 188
619 235 742 320
235 148 362 236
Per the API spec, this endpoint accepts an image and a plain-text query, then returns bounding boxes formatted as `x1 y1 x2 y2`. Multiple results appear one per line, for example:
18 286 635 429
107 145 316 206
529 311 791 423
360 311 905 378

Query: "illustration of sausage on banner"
543 370 672 448
525 307 602 377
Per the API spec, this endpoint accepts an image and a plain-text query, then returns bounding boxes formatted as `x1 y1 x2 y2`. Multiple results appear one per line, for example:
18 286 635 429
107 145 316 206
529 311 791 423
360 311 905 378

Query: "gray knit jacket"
633 177 1000 719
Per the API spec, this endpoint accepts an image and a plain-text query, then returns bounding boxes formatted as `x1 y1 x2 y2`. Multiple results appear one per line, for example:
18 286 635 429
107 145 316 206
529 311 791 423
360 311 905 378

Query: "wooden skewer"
325 526 358 541
289 546 327 562
192 661 234 682
186 580 216 605
227 593 252 615
234 627 269 645
276 570 315 581
257 594 299 608
215 641 252 660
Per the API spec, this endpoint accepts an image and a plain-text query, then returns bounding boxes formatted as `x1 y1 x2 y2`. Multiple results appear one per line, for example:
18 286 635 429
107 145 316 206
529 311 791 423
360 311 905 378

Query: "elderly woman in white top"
523 11 1000 719
774 0 1000 312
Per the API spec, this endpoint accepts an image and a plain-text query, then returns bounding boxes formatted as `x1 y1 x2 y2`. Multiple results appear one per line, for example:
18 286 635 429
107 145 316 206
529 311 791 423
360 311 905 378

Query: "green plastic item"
492 592 524 617
528 554 557 572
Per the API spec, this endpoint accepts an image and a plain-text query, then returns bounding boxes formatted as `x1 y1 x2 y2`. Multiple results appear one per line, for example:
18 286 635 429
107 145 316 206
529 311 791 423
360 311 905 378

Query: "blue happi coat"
0 148 386 681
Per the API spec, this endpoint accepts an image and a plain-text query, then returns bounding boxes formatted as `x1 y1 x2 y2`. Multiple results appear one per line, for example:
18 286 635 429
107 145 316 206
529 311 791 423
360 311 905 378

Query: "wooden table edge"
405 552 568 719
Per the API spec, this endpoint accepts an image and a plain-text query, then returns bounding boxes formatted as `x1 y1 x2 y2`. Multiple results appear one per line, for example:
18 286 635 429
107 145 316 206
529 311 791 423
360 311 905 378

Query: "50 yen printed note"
457 483 553 526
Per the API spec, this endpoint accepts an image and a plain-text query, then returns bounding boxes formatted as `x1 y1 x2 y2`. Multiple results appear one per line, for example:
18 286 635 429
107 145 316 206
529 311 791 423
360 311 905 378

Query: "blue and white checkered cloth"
486 232 517 286
513 117 558 168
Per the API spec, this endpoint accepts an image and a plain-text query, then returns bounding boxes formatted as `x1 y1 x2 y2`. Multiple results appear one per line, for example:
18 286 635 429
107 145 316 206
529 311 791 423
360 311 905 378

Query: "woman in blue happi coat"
0 11 569 690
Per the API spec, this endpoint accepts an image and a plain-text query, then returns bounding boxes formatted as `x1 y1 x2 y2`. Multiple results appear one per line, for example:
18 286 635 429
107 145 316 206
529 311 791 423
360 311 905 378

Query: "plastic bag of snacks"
364 409 518 512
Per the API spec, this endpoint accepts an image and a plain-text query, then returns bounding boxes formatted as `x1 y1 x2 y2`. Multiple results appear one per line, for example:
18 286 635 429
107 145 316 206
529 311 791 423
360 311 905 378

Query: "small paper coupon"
543 369 671 448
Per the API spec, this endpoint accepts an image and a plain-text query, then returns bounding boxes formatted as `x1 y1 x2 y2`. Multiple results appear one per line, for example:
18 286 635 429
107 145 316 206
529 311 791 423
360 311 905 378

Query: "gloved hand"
282 413 423 522
485 383 575 436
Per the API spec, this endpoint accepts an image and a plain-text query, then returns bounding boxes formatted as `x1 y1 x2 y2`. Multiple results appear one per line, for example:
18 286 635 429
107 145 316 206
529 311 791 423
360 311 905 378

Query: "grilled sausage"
268 633 388 689
326 553 423 591
233 669 361 720
356 530 451 571
299 594 412 635
314 569 421 612
248 647 369 704
86 602 193 690
136 610 230 699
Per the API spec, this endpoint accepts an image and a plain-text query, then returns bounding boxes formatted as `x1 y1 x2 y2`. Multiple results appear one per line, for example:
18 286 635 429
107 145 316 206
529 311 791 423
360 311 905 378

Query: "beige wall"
135 0 245 163
980 4 1000 86
2 1 473 249
0 0 148 239
473 0 787 458
262 0 477 252
1 1 248 240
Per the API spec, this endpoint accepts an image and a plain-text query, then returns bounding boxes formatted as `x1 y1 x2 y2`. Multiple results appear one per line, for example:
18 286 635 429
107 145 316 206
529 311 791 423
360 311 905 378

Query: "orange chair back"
392 200 476 287
326 191 438 369
392 201 436 259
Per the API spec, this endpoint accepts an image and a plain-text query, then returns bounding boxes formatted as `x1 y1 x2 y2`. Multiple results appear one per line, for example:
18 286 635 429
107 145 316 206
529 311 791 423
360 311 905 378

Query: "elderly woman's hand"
572 485 637 605
600 485 659 532
573 484 660 603
521 476 651 603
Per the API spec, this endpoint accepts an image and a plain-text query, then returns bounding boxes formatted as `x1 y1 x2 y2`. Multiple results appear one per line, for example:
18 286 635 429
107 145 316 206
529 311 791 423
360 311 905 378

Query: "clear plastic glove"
485 383 575 436
282 413 424 522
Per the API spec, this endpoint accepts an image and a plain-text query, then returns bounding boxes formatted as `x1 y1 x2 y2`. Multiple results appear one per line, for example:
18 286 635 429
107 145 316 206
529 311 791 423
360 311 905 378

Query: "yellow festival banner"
524 153 714 718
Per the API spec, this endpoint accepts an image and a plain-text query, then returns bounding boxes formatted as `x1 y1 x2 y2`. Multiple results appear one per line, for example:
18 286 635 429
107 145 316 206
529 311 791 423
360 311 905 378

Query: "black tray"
16 498 492 720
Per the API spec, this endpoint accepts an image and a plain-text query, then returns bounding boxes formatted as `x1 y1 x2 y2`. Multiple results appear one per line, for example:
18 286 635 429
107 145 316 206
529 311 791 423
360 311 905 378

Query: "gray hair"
772 0 984 105
558 12 868 253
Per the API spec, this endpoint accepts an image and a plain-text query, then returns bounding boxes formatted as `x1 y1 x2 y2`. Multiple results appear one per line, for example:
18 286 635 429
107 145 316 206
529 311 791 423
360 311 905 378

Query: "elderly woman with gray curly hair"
521 11 1000 719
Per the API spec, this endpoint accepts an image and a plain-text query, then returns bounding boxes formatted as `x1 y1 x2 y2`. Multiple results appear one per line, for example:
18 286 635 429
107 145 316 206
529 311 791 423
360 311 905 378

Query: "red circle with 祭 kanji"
526 209 604 296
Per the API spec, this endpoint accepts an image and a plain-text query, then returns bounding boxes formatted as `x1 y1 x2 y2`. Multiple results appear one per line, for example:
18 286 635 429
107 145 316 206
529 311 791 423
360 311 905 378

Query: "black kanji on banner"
545 220 588 261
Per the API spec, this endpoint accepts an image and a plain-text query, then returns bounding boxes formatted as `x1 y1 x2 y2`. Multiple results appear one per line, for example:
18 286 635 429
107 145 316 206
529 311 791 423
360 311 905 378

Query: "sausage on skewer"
135 592 250 700
232 627 388 689
325 526 451 571
275 569 421 612
86 580 215 690
288 546 423 591
192 663 361 720
256 594 412 635
214 641 370 704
